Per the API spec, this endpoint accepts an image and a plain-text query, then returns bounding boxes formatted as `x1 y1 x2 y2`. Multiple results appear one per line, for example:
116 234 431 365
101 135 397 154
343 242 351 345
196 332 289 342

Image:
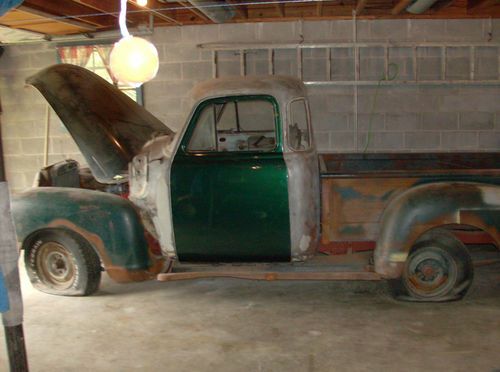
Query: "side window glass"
188 104 216 151
288 99 310 151
187 98 277 152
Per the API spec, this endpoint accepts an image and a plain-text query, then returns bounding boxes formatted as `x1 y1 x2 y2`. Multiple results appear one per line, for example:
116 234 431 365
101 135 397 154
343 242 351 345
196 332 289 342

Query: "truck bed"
319 152 500 177
318 152 500 253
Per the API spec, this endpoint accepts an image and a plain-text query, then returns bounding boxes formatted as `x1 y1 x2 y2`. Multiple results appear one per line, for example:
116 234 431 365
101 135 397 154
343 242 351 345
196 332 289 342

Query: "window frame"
182 94 282 155
286 97 313 152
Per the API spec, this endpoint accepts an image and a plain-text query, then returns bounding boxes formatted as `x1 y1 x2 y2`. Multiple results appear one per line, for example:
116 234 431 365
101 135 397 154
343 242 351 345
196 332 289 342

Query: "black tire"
24 229 102 296
388 230 473 302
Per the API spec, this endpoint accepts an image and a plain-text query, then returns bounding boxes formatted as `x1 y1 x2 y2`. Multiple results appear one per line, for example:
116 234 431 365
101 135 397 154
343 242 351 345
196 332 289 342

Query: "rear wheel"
389 230 473 302
24 229 102 296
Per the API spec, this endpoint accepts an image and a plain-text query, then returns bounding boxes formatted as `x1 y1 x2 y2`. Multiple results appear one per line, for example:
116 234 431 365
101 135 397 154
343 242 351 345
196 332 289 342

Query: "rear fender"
12 187 163 282
374 182 499 278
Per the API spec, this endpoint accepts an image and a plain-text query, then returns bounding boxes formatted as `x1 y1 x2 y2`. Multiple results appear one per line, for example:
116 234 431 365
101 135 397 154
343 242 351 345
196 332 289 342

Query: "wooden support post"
0 100 29 371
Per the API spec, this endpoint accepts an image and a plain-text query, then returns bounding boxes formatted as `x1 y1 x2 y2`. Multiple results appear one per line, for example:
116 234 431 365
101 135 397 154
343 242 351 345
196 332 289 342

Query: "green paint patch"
335 186 377 201
340 225 365 235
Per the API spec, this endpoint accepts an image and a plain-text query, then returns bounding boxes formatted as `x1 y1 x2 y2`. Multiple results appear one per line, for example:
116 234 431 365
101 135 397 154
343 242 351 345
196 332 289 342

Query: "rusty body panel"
11 188 165 282
158 271 381 281
375 182 499 278
320 152 499 246
26 64 173 184
159 252 379 281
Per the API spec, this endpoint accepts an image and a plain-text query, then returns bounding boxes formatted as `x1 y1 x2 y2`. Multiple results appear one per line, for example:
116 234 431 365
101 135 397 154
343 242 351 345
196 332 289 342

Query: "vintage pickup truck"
12 64 500 302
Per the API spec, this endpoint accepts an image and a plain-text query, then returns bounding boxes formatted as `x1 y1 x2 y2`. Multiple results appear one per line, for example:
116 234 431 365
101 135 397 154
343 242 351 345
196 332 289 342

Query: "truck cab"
129 76 319 263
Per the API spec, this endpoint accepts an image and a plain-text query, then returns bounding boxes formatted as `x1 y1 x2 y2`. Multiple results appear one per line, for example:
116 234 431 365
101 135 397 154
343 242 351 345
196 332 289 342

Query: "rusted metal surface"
190 76 306 112
321 177 417 244
320 152 499 276
26 64 173 184
320 152 500 178
319 241 376 255
46 219 165 283
284 149 320 259
451 229 498 245
375 182 500 278
158 271 381 282
473 259 500 267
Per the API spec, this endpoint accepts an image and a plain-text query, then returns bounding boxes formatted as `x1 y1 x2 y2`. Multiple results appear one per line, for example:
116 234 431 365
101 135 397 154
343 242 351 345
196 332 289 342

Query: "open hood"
26 64 174 184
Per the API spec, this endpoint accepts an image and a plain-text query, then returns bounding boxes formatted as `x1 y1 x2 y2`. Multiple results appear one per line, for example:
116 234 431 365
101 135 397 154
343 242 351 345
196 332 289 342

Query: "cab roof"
191 75 307 105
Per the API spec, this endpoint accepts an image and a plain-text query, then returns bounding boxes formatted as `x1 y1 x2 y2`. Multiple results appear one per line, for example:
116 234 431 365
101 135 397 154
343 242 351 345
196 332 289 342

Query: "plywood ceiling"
0 0 498 39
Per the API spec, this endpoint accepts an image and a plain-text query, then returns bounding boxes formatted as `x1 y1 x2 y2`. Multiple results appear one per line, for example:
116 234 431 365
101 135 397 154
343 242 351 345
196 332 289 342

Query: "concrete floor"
1 259 499 372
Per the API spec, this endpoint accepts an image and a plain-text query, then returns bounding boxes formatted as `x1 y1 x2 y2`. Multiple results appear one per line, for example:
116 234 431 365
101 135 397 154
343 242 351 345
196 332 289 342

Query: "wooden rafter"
17 5 96 31
1 0 500 37
317 0 324 16
226 0 248 19
23 0 115 27
432 0 457 11
391 0 413 14
355 0 369 15
275 3 285 17
468 0 500 12
178 1 212 22
129 1 183 25
74 0 139 25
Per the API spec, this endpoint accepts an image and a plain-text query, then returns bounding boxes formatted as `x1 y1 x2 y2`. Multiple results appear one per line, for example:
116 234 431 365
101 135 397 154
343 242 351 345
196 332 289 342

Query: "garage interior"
0 0 499 371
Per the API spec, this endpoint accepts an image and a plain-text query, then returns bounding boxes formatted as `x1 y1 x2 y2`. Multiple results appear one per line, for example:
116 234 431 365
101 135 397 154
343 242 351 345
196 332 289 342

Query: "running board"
157 271 382 282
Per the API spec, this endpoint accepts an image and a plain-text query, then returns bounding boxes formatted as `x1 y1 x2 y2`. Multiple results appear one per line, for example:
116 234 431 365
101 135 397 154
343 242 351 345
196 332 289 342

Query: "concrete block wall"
1 19 499 191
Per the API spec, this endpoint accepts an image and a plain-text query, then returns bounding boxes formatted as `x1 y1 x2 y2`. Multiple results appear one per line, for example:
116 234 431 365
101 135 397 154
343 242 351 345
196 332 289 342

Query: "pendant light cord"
119 0 130 38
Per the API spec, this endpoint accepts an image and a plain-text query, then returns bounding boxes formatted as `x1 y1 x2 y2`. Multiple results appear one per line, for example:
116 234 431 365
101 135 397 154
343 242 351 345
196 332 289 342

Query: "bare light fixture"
109 0 159 87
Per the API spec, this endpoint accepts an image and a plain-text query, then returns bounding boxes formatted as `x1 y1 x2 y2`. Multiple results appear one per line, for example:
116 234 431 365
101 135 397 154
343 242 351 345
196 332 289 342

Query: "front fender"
375 182 500 278
12 187 153 274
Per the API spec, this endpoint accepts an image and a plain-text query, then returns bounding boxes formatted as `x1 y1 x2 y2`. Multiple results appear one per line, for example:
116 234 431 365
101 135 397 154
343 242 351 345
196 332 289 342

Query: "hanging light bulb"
137 0 147 6
110 0 159 87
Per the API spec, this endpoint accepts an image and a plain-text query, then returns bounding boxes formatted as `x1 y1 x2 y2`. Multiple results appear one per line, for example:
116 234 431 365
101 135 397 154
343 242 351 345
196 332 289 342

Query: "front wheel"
389 231 473 302
24 229 102 296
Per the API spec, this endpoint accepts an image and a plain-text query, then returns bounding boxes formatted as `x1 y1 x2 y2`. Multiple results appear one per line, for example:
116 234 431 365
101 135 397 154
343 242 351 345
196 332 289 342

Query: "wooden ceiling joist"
355 0 369 14
391 0 413 14
23 0 115 28
1 0 500 40
178 1 212 22
468 0 500 12
17 5 96 31
275 3 285 17
226 0 248 19
316 1 325 16
73 0 136 25
129 1 183 26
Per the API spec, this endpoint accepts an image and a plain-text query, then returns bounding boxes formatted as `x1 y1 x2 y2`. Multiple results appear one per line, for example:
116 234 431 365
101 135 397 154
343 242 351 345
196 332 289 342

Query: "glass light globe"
110 36 159 87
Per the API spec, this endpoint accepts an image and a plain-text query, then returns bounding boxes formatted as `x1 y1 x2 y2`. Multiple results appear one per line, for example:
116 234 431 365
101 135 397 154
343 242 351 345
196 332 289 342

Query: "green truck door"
171 96 291 262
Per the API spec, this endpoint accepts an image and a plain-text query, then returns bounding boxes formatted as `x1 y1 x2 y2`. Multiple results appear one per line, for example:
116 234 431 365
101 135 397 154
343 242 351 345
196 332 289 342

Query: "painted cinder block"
420 112 458 130
478 132 500 149
358 132 405 151
405 131 441 150
460 112 495 130
385 114 419 131
330 131 355 151
441 131 479 150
